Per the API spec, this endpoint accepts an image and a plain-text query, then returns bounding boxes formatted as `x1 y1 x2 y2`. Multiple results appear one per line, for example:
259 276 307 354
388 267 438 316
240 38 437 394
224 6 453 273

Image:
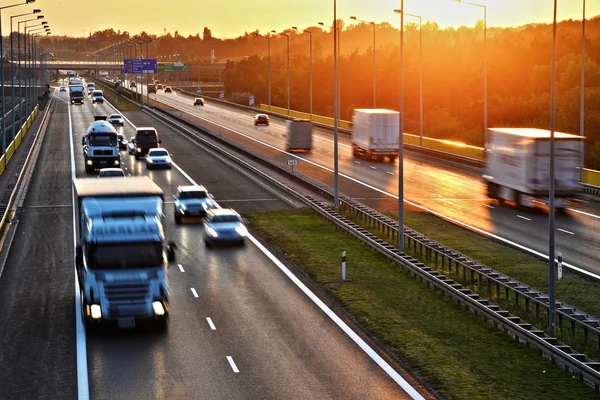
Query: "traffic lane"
153 93 600 275
0 99 77 399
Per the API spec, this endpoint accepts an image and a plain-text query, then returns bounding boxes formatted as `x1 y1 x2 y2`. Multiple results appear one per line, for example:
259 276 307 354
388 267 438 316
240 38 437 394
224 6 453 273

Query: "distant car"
173 185 214 224
98 168 125 178
164 86 173 93
254 114 269 126
129 81 136 88
92 90 104 104
87 87 95 95
127 136 136 154
108 113 124 126
59 86 66 92
203 208 248 247
193 98 204 106
117 133 128 151
145 148 172 169
157 84 164 90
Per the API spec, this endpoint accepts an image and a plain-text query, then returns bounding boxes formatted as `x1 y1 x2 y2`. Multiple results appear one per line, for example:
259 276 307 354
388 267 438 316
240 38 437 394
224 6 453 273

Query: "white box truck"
351 109 400 162
483 128 584 210
286 119 313 152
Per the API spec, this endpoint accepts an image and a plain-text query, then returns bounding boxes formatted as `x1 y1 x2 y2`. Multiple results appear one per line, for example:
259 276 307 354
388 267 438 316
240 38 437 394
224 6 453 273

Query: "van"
92 90 104 104
133 127 161 159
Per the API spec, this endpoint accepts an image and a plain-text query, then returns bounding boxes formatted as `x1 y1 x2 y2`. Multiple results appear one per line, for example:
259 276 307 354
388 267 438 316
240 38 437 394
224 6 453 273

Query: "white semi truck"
483 128 584 210
74 176 176 330
81 117 121 173
351 109 400 162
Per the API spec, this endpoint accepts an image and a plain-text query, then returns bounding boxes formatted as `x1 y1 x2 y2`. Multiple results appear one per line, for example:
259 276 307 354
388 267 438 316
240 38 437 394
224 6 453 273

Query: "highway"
0 87 428 399
138 84 600 277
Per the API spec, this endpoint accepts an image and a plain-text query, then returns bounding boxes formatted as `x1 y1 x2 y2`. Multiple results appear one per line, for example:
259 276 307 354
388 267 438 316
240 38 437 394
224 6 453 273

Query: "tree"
203 27 212 41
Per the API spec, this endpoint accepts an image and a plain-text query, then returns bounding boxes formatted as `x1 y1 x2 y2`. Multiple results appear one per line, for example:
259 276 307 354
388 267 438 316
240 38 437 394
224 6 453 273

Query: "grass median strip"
246 208 597 400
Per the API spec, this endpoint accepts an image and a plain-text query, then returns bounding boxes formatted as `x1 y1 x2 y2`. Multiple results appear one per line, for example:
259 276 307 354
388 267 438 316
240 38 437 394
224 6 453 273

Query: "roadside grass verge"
360 208 600 361
246 208 598 400
99 89 139 112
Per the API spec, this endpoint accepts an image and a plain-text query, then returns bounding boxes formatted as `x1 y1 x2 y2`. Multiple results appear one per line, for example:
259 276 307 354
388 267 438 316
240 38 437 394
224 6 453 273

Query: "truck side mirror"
158 140 162 144
75 245 83 268
81 136 86 145
167 241 177 262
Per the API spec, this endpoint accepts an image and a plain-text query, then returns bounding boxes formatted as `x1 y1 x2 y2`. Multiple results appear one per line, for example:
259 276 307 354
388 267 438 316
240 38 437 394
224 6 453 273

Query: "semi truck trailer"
351 109 400 162
483 128 584 210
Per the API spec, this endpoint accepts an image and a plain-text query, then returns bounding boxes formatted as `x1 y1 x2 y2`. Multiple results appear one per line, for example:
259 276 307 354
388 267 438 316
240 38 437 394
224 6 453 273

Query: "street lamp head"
271 30 276 34
41 21 47 25
26 0 35 3
350 16 357 20
33 9 41 13
36 15 43 19
292 26 298 30
393 9 401 14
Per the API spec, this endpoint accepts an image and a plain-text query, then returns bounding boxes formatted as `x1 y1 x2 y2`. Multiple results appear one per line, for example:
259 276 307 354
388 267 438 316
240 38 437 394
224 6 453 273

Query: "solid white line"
558 228 575 235
206 317 216 330
327 151 333 155
354 161 361 164
190 288 199 298
370 166 377 170
247 234 425 398
387 171 394 175
66 96 90 400
107 96 600 280
568 208 600 220
517 215 531 221
226 356 240 373
178 264 185 272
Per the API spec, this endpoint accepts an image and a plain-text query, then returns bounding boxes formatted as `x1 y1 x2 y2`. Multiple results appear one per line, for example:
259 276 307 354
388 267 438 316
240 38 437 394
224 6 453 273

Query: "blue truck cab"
74 176 176 330
82 117 121 173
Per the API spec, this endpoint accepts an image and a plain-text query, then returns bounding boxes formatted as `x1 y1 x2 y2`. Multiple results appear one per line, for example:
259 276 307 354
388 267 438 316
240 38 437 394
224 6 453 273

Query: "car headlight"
235 226 248 237
86 160 93 165
180 203 187 211
147 158 154 163
114 160 120 166
136 147 142 152
207 227 219 238
152 301 166 316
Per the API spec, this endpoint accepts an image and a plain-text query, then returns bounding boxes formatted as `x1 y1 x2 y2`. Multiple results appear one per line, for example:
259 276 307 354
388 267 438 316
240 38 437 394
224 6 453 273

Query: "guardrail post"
505 286 509 301
570 320 576 341
515 292 519 307
525 297 529 314
536 303 540 319
558 313 563 331
584 328 588 346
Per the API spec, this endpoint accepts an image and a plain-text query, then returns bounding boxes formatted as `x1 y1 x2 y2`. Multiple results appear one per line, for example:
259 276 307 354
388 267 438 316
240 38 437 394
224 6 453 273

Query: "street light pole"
256 32 272 110
548 0 558 338
455 0 487 149
279 32 291 116
398 0 405 251
580 0 586 178
304 29 313 120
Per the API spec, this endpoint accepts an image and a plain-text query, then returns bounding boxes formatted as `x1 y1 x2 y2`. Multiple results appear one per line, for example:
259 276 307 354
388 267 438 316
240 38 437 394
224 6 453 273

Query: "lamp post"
394 9 423 146
25 22 45 115
455 0 487 149
0 0 36 161
580 0 586 178
300 28 313 120
398 0 405 251
350 16 377 108
254 32 272 110
548 0 558 338
277 31 291 115
145 37 162 105
13 11 41 138
18 18 38 128
29 24 46 105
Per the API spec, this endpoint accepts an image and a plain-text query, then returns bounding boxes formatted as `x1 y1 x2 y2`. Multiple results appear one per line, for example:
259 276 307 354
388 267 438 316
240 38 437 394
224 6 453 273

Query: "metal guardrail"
0 100 50 238
142 104 600 391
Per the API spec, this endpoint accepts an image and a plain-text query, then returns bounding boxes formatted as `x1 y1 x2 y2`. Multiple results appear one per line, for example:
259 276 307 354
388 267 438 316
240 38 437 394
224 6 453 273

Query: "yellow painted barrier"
0 155 5 175
6 141 15 163
15 129 22 147
583 169 600 187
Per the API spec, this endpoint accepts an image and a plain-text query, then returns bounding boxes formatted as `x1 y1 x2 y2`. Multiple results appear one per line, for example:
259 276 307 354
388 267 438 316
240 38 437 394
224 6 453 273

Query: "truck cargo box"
352 109 400 161
286 119 313 152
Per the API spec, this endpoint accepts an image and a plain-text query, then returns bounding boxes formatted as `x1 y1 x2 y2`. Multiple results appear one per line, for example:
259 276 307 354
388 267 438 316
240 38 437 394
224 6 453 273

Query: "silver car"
145 148 172 169
173 185 214 224
108 113 124 126
98 168 125 178
203 208 248 247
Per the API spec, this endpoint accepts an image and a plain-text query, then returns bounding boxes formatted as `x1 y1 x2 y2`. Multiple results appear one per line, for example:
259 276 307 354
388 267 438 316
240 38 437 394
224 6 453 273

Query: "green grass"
246 208 599 399
341 206 600 359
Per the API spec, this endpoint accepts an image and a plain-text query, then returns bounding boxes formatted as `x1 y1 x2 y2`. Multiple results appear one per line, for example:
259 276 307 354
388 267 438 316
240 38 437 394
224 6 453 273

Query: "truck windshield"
136 134 157 144
88 242 162 269
89 134 117 146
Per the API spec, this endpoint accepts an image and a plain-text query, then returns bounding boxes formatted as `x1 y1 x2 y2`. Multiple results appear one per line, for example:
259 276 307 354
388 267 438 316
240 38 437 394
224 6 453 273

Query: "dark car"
254 113 270 126
117 133 128 150
193 98 204 106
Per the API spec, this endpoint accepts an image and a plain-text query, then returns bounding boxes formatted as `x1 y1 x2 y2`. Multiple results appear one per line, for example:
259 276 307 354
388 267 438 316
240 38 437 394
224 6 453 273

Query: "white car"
145 148 172 169
203 208 248 247
108 113 124 126
98 168 125 178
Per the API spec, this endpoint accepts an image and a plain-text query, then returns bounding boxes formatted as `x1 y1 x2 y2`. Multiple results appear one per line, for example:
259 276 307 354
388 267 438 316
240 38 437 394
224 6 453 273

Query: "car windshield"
89 134 117 146
110 115 120 119
87 242 162 269
180 190 207 199
212 215 241 223
150 150 168 157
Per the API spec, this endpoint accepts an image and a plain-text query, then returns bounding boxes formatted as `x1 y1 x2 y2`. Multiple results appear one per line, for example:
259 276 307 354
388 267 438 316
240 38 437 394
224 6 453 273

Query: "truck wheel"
388 156 397 163
487 182 498 199
352 148 359 157
174 213 182 224
85 165 94 174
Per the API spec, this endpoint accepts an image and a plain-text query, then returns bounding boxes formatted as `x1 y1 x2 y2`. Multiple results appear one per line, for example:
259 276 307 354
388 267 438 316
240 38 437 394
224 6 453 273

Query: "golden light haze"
18 0 600 38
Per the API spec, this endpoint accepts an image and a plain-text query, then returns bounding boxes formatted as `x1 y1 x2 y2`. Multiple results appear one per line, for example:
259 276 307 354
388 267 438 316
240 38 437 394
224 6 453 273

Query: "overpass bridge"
13 60 226 72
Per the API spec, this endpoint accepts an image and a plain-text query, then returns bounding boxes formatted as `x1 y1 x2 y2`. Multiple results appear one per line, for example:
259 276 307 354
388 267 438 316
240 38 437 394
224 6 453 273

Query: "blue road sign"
249 95 255 106
197 88 202 94
124 59 158 74
219 91 224 99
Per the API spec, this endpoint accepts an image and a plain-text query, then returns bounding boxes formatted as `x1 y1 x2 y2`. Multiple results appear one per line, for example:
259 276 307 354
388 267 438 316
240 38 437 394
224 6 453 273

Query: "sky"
8 0 599 38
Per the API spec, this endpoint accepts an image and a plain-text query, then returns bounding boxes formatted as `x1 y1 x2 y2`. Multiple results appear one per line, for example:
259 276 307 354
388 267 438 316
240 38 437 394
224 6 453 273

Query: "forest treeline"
37 17 600 168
